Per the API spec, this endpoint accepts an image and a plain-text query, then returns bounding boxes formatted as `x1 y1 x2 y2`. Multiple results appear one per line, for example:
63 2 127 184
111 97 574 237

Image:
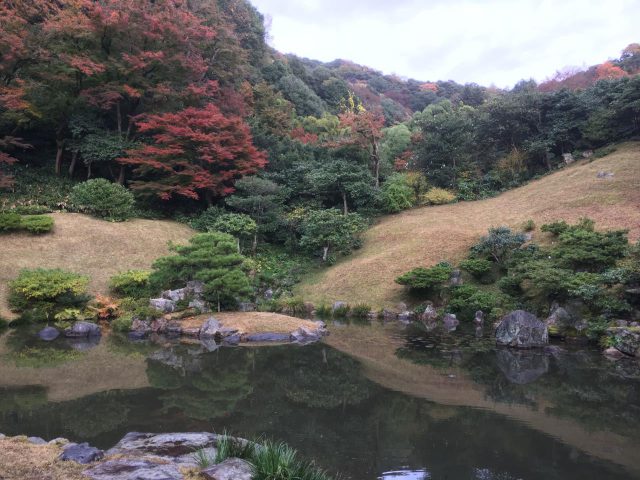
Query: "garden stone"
150 298 176 313
165 323 182 337
238 302 256 312
474 310 484 326
0 434 5 439
28 436 47 445
131 318 152 334
202 458 253 480
60 442 104 464
264 288 274 300
442 313 459 332
83 458 182 480
333 301 348 312
200 337 219 352
106 432 217 458
607 327 640 356
420 304 438 324
496 349 549 384
603 347 626 359
291 326 321 343
64 321 101 338
398 311 415 322
597 171 614 179
495 310 548 348
162 288 187 302
188 299 209 313
200 318 221 338
449 269 463 286
38 326 60 341
186 280 205 296
382 309 398 320
563 153 575 165
222 334 241 346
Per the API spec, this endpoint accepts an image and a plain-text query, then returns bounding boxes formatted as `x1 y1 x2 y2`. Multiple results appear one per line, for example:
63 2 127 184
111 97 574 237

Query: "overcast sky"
250 0 639 88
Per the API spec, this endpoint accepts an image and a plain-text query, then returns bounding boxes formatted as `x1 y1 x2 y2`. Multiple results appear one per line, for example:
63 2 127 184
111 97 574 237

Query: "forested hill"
1 0 639 241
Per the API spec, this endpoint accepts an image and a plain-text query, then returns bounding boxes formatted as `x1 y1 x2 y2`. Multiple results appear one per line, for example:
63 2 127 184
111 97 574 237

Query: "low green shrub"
0 212 22 232
333 304 350 318
20 215 54 234
448 285 506 321
421 187 456 205
70 178 135 221
214 434 256 465
8 268 90 318
109 270 152 298
541 220 569 235
277 296 306 316
351 303 372 318
111 315 133 333
252 440 333 480
471 227 526 265
395 262 452 292
459 258 493 281
315 304 332 318
118 297 160 320
380 174 415 213
11 205 52 215
522 219 536 232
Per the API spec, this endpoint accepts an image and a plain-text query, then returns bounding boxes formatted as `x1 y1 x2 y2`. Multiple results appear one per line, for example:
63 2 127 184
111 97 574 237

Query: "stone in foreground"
64 321 101 338
60 442 104 464
202 457 253 480
495 310 548 348
84 458 182 480
106 432 217 458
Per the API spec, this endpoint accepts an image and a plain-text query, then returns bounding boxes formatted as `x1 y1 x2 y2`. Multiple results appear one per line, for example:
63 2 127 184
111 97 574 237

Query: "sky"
250 0 639 88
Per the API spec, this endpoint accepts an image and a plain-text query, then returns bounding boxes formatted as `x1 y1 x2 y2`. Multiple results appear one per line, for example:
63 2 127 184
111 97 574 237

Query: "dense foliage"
70 179 134 221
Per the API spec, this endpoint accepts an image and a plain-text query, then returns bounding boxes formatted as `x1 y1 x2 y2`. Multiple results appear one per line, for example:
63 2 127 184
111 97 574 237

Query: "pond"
1 321 639 480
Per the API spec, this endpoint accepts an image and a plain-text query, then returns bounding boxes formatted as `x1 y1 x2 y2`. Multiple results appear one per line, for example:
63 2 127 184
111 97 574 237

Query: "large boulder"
149 298 176 313
64 321 101 338
202 458 253 480
162 288 187 302
495 349 549 384
442 313 459 332
200 318 221 338
244 332 291 342
60 442 104 464
545 302 588 337
495 310 548 348
607 327 640 356
106 432 217 458
420 304 438 325
84 458 182 480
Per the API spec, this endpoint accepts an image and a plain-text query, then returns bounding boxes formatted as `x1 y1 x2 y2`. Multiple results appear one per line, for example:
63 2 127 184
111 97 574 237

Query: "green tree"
299 209 367 262
208 213 257 253
150 232 252 311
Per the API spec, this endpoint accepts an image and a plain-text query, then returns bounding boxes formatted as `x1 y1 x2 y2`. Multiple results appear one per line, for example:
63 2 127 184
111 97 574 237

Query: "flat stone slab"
60 442 104 464
243 332 291 343
106 432 218 457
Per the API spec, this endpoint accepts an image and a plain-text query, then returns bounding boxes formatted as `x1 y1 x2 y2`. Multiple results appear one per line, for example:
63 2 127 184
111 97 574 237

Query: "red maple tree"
120 103 267 202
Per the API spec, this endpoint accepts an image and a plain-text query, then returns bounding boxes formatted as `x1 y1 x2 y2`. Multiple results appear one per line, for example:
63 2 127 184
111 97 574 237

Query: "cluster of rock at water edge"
149 281 210 315
6 432 256 480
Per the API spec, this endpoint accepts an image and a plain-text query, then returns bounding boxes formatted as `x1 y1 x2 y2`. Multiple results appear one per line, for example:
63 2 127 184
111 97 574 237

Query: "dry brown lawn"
181 311 319 334
298 142 640 307
0 213 194 318
0 437 89 480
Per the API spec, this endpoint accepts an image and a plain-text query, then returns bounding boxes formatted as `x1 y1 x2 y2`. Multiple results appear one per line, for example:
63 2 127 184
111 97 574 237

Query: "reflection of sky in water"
379 469 431 480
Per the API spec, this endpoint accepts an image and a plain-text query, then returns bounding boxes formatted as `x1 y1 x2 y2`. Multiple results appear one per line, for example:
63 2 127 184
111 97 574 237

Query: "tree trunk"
372 140 381 188
252 232 257 255
217 293 221 313
322 246 329 262
116 101 122 136
87 162 92 179
55 139 65 176
117 164 126 184
342 191 348 215
236 237 241 253
68 150 78 177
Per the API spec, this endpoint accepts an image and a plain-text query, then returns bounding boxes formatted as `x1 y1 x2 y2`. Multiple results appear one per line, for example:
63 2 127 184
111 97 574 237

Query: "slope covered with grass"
0 213 194 318
298 142 640 307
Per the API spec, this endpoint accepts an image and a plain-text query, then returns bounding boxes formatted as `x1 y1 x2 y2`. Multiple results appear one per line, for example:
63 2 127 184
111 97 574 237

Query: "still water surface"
1 321 639 479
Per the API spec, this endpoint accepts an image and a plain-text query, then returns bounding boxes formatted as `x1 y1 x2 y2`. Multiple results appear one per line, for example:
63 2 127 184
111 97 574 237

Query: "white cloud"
250 0 639 87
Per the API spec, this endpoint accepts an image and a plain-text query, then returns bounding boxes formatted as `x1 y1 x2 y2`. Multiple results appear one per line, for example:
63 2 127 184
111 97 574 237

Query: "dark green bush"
8 268 90 318
20 215 54 234
111 315 134 333
0 212 22 232
541 220 569 235
70 178 135 221
459 258 493 281
333 304 350 318
351 303 372 318
109 270 152 298
315 304 332 318
522 219 536 232
553 226 627 272
448 285 506 321
471 227 526 265
189 206 225 232
11 205 52 215
395 262 452 292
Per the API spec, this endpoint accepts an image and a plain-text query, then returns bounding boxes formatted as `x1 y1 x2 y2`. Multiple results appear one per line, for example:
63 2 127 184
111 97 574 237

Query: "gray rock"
238 302 256 312
84 458 182 480
28 436 47 445
222 334 241 346
202 458 253 480
128 331 147 341
106 432 217 458
495 310 548 348
200 338 219 352
397 311 415 322
162 288 187 302
264 288 274 300
382 309 398 321
420 304 438 324
38 326 60 341
0 433 5 439
442 313 459 332
150 298 176 313
449 269 463 286
165 323 182 337
582 150 594 159
64 321 101 338
563 153 575 165
291 326 321 343
474 310 484 326
603 347 626 359
49 437 70 446
60 442 104 464
188 299 209 313
607 327 640 356
186 280 205 296
496 349 549 384
597 171 614 179
131 318 152 334
200 318 221 338
244 332 291 343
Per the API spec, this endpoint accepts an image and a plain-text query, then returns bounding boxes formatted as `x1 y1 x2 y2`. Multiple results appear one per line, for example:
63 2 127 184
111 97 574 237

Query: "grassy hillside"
298 142 640 307
0 213 194 318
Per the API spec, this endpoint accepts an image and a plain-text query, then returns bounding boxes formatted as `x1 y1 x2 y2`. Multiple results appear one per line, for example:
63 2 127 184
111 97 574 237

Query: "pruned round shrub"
109 270 152 298
459 258 493 282
0 212 22 232
395 262 453 291
421 187 456 206
11 205 52 215
70 178 135 221
380 174 415 213
111 315 134 333
8 268 90 317
448 285 506 321
351 303 372 318
20 215 54 234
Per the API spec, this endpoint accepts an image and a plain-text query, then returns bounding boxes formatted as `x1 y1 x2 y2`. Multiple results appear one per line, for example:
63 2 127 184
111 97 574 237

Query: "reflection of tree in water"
0 386 48 416
396 327 640 439
275 346 372 409
3 328 85 368
146 348 253 421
